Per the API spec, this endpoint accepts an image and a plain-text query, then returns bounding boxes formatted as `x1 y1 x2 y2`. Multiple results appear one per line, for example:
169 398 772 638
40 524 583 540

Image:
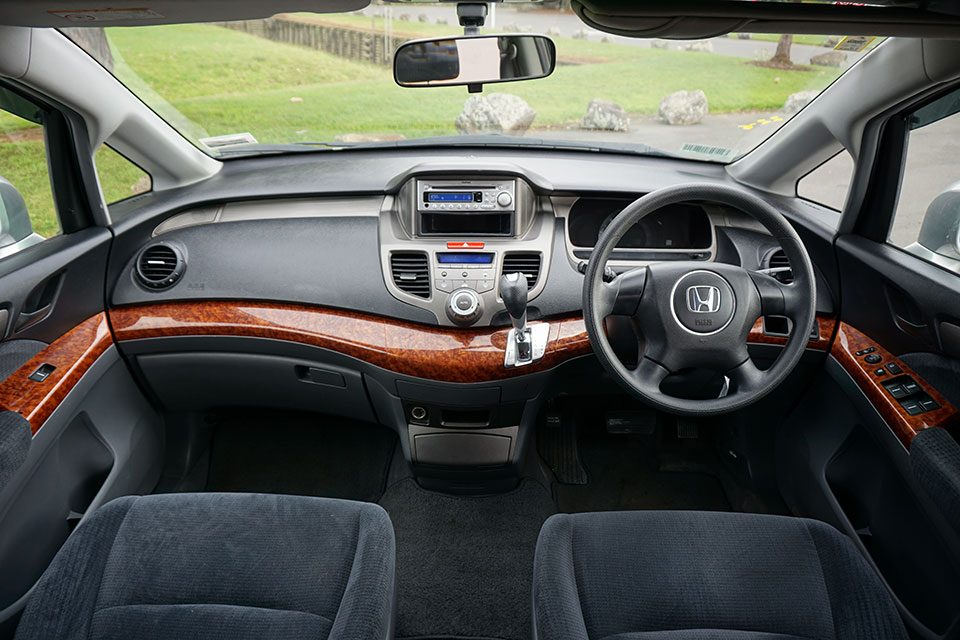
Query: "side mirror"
394 34 556 90
915 181 960 260
0 176 42 258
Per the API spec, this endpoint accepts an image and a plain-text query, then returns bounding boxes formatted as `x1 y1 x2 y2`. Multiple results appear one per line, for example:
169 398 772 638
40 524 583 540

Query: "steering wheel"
582 183 816 416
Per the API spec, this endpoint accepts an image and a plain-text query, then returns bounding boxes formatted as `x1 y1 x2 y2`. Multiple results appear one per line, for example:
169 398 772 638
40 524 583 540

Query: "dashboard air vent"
135 243 185 290
767 250 793 284
390 252 430 298
501 253 542 290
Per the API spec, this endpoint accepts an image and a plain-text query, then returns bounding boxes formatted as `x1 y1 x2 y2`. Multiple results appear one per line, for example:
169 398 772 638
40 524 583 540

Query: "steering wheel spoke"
627 356 670 393
596 267 648 318
727 357 765 394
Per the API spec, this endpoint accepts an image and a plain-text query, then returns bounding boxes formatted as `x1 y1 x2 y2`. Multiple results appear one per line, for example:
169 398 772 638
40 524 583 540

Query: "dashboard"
110 151 832 329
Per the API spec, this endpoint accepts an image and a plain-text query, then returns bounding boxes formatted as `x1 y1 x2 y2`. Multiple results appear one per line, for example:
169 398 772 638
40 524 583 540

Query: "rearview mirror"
394 35 556 89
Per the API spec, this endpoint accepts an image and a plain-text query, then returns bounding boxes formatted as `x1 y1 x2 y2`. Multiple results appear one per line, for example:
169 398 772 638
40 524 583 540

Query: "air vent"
767 250 793 284
135 243 185 290
390 252 430 298
501 253 542 290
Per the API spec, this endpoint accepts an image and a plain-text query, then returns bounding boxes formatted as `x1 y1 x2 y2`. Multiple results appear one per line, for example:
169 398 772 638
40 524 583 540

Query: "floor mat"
205 410 397 502
379 478 556 640
556 425 731 514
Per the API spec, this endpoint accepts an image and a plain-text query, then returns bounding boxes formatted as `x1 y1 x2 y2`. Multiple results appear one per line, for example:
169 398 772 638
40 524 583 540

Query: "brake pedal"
605 409 657 435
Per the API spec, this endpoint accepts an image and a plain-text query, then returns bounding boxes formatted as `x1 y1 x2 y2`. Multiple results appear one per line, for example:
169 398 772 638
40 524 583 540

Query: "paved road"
364 5 867 65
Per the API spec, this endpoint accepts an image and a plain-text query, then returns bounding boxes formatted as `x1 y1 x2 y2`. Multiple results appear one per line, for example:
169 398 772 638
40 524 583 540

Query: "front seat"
533 511 907 640
15 493 396 640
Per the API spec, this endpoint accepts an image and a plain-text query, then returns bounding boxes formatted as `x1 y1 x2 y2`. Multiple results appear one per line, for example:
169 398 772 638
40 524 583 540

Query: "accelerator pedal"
539 412 588 485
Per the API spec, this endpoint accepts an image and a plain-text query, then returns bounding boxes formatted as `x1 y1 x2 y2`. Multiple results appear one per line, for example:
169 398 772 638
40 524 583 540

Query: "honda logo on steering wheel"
686 285 721 313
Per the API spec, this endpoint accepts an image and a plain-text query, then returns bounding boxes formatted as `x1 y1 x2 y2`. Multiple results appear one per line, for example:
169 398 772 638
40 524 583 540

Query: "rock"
821 35 842 48
650 39 671 49
455 93 537 136
601 36 612 43
435 17 448 24
782 90 819 114
579 99 629 132
658 90 708 125
736 32 752 39
398 13 410 21
683 40 713 53
754 48 773 61
334 133 407 143
572 28 591 40
546 26 561 36
810 50 848 67
417 13 429 22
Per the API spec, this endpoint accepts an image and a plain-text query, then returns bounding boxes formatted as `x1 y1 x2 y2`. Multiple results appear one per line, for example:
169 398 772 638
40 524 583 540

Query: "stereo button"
476 279 494 293
436 279 453 292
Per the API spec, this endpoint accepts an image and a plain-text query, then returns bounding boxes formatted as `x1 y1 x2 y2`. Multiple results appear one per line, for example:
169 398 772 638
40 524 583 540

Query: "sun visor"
572 0 960 39
0 0 370 27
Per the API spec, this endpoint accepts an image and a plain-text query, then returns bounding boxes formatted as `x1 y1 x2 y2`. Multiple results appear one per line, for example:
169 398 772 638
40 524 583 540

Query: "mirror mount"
457 2 487 35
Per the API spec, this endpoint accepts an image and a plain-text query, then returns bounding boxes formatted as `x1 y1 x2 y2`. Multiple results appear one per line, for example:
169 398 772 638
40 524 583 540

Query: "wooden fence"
219 17 408 66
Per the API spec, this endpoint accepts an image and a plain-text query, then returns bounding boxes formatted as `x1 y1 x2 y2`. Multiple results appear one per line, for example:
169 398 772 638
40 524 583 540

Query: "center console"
377 172 567 489
380 174 552 329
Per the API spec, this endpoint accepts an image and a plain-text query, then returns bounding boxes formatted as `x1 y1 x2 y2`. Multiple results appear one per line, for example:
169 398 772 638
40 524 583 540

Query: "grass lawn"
2 20 844 238
107 22 841 143
741 34 831 47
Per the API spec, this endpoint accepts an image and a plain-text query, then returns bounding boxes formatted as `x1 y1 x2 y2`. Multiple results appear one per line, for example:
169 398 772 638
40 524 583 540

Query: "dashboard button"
888 384 909 400
436 279 452 292
476 279 494 293
864 353 882 365
902 380 921 395
920 397 940 412
886 362 903 375
902 399 924 416
496 192 513 207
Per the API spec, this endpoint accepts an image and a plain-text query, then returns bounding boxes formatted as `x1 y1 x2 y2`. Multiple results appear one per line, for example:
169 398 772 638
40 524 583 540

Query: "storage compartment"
0 413 113 610
413 432 513 467
826 427 960 634
419 210 513 236
137 352 375 422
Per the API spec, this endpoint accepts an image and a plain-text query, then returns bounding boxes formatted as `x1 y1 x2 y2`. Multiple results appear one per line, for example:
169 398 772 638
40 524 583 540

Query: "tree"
770 34 794 65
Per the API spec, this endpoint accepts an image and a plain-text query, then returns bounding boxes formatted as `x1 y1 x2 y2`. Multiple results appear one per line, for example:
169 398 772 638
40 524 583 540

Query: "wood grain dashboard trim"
830 322 958 448
109 301 593 383
0 313 113 435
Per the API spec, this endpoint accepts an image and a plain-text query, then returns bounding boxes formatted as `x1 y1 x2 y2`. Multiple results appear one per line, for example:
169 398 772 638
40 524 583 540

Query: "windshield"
65 7 878 163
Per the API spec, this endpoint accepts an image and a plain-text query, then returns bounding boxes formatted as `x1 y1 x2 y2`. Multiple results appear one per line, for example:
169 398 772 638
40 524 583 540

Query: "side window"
888 87 960 266
94 144 151 205
0 89 59 255
797 150 855 212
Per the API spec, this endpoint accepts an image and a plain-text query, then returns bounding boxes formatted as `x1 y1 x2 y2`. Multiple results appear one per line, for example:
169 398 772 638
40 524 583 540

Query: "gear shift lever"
500 272 528 334
500 272 531 362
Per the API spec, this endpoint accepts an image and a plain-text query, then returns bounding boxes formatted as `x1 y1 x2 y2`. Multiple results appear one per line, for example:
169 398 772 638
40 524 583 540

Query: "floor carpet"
205 410 397 502
379 478 556 640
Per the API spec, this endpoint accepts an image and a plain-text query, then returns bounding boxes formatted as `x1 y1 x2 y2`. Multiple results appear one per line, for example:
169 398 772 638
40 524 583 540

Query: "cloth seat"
15 493 395 640
533 510 907 640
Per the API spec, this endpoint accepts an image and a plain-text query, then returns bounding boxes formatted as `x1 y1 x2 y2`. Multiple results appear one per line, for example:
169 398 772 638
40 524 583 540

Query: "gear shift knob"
500 272 528 332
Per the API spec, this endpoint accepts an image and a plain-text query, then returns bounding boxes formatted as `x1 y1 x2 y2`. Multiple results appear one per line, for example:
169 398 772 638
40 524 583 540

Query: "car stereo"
417 179 516 236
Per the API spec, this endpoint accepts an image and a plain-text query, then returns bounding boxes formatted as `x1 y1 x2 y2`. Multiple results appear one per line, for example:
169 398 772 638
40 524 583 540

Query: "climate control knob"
446 288 482 326
496 191 513 208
